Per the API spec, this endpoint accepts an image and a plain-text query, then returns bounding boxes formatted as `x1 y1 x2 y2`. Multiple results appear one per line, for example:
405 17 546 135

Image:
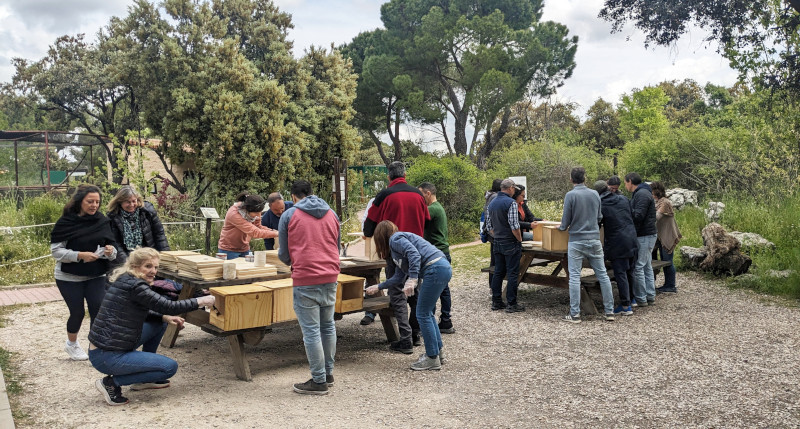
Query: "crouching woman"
366 220 452 371
88 247 216 406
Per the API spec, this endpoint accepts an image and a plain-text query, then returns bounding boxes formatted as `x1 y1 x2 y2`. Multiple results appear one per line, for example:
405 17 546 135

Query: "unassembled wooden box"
336 274 365 313
532 221 562 242
542 226 569 251
209 284 273 331
256 278 296 323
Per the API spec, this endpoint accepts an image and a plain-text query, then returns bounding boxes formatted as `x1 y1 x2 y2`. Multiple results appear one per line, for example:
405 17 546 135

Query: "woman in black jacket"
50 184 117 361
88 247 215 406
107 186 170 267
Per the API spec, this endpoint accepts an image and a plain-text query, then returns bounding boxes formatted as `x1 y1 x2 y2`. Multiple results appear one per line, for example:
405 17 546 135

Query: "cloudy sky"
0 0 738 118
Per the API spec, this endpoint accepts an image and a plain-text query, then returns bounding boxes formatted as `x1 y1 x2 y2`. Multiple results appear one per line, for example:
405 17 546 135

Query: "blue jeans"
490 240 522 305
633 234 657 302
293 283 337 384
566 240 615 316
217 249 249 259
139 320 167 353
89 347 178 386
416 258 452 357
652 241 677 289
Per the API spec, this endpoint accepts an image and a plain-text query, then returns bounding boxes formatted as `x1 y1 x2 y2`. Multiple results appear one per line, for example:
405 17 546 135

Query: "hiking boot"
96 376 128 406
656 286 677 294
412 332 421 347
438 319 455 334
505 303 525 313
293 379 329 395
65 340 88 361
562 314 581 324
604 313 616 322
491 301 507 311
130 380 170 391
360 315 374 325
326 374 334 387
389 339 413 354
410 354 441 371
613 305 633 316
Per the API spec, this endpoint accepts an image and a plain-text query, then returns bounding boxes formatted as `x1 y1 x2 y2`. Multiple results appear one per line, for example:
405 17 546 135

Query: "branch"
368 129 390 167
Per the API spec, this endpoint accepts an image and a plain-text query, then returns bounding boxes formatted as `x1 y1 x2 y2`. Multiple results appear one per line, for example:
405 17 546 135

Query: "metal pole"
90 145 94 179
205 218 212 255
333 157 342 219
44 132 51 191
14 141 19 187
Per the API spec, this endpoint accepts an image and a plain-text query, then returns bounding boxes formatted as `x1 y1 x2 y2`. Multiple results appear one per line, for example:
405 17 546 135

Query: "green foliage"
580 98 623 155
406 154 487 242
618 86 670 142
488 135 613 201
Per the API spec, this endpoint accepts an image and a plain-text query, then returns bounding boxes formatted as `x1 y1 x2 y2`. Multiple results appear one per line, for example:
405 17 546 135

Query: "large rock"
666 188 698 210
680 246 708 270
730 231 776 252
705 201 725 222
698 223 751 276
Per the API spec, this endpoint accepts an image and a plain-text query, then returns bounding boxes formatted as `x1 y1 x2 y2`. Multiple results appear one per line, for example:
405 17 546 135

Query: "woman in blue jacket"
366 220 452 371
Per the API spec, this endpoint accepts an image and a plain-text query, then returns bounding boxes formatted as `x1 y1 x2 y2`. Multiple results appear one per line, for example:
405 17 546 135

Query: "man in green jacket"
418 182 455 334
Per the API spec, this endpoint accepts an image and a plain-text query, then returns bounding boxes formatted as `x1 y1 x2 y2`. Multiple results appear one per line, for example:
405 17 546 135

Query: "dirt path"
1 269 799 428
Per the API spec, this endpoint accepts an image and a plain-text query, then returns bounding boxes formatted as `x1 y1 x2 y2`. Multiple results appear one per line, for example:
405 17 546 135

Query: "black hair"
625 172 642 185
235 191 266 212
291 180 313 199
63 184 102 216
512 184 525 200
418 182 436 195
607 176 621 187
570 167 586 184
491 179 503 192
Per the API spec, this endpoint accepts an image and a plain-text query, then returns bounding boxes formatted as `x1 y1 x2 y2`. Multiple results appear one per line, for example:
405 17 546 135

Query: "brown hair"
651 181 667 199
109 247 160 283
373 220 398 260
107 185 144 213
63 184 103 216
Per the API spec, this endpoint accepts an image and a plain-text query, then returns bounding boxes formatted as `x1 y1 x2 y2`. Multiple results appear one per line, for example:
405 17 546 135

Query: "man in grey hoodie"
558 167 616 323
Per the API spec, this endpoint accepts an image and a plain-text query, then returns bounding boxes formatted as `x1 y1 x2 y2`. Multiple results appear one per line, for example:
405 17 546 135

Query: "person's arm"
394 236 421 280
363 218 378 237
485 210 494 236
630 191 647 223
277 208 293 266
559 193 573 231
50 241 80 263
507 203 522 242
130 280 201 315
228 209 277 239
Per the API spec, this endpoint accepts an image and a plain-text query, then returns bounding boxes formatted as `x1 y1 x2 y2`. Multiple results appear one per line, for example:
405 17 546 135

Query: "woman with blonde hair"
365 220 452 371
107 185 170 266
88 248 216 406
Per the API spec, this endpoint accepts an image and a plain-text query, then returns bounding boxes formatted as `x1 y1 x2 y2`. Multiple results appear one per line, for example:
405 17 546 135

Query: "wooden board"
336 274 365 313
209 284 273 331
364 237 381 261
176 254 224 280
159 250 201 271
542 226 569 251
256 278 296 323
532 221 562 242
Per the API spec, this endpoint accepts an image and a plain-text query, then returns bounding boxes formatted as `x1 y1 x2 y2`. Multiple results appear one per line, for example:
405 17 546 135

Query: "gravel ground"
1 267 799 428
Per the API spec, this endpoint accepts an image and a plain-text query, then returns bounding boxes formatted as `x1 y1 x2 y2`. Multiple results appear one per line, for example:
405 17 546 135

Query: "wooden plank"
377 307 399 342
228 334 252 381
481 259 551 273
209 285 273 331
520 272 568 288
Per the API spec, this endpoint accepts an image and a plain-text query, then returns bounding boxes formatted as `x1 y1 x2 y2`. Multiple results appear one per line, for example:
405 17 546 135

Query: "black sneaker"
438 319 455 334
326 374 334 387
96 376 129 406
293 379 329 395
491 301 507 311
505 303 526 313
411 332 421 347
130 380 170 391
359 315 374 325
389 339 413 354
656 286 677 294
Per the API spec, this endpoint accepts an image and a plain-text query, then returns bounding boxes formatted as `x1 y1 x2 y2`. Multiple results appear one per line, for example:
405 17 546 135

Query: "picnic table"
482 247 672 315
157 258 394 381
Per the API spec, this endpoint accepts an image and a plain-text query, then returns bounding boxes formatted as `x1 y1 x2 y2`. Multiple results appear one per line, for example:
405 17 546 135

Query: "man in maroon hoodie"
278 180 340 395
364 161 430 354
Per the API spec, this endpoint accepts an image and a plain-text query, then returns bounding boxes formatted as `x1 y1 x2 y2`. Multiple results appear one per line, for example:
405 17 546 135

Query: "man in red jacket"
278 180 340 395
363 161 430 354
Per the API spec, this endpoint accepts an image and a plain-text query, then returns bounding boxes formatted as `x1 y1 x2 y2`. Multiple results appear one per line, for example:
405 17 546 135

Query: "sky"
0 0 738 119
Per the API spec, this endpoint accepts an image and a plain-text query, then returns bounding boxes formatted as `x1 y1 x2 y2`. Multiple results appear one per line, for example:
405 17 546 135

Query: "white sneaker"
65 340 89 361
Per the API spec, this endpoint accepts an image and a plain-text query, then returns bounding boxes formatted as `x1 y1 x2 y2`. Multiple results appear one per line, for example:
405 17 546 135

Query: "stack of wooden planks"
263 250 290 271
159 250 201 271
176 254 224 280
230 258 278 279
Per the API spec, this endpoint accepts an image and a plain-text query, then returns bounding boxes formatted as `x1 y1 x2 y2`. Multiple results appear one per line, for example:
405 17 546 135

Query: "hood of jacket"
294 195 333 219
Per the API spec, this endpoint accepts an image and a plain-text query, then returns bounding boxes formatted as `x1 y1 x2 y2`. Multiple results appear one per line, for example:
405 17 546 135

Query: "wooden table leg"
377 308 399 342
161 283 196 348
229 334 252 381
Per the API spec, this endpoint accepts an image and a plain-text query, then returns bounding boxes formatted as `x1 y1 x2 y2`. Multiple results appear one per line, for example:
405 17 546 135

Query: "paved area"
0 286 61 307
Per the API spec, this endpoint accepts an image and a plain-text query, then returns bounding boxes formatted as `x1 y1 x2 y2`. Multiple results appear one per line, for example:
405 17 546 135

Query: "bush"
406 155 487 243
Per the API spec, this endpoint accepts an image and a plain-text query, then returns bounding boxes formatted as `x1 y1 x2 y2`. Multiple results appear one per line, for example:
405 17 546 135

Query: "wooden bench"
196 295 395 381
480 258 552 274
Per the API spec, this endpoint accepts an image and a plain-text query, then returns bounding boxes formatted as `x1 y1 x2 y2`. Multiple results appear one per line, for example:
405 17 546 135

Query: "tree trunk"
475 108 512 170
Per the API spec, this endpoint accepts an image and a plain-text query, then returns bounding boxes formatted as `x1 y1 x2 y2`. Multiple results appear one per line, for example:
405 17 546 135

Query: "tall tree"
617 86 670 142
580 98 623 154
346 0 577 167
600 0 800 99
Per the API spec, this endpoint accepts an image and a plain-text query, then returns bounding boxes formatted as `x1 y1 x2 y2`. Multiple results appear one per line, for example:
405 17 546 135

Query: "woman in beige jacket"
651 182 682 293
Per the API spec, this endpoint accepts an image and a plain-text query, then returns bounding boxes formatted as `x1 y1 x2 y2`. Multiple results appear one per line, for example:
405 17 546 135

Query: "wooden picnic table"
482 247 672 315
156 258 394 381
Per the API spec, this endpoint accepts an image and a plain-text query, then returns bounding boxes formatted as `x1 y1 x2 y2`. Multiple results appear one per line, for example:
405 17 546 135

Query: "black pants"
56 277 106 334
610 257 635 307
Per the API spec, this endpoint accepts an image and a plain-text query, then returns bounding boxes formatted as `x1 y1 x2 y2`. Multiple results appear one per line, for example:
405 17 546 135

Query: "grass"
0 304 30 423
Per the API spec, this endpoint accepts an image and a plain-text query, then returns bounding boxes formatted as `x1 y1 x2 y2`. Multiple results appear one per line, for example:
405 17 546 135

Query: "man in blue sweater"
558 167 616 323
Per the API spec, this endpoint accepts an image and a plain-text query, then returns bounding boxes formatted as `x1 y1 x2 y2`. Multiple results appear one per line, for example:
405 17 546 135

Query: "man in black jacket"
595 181 639 315
625 172 658 306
